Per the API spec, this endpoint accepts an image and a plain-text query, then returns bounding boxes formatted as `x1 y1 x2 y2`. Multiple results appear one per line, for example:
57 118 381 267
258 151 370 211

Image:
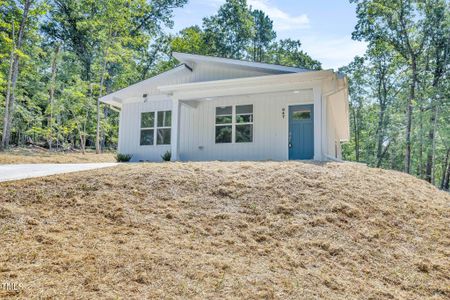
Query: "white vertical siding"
117 61 319 162
179 90 313 161
136 63 275 98
118 100 172 162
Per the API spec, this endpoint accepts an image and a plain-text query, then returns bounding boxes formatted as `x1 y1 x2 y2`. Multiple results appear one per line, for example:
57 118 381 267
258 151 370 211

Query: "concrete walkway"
0 163 118 182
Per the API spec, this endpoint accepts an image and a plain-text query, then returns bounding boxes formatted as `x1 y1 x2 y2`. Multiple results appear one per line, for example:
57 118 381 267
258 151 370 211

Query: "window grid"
140 112 154 146
156 111 171 145
215 105 253 144
235 105 253 143
215 106 233 144
140 111 171 146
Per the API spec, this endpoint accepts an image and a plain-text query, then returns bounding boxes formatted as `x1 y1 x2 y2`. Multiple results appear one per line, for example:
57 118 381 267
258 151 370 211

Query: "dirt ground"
0 162 448 299
0 147 115 164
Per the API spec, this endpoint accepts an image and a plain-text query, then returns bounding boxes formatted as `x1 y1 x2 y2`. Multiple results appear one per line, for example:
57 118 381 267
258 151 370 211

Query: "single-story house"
100 52 349 162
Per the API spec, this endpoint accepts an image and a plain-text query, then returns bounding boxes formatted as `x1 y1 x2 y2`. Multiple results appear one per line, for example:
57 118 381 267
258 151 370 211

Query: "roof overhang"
158 70 335 100
172 52 308 74
99 64 191 107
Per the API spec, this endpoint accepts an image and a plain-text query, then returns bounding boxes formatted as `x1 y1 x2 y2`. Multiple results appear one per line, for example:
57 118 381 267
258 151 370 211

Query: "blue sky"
170 0 367 69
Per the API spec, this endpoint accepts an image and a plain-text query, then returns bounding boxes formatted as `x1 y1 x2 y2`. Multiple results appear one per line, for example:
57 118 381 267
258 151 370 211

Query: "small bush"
116 153 132 162
161 151 171 162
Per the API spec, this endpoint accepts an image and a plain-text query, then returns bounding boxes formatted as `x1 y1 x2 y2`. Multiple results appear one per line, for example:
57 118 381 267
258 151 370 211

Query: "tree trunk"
418 105 424 177
352 104 360 162
441 148 450 191
1 22 15 151
404 59 416 174
1 0 32 149
425 104 438 183
376 68 387 168
96 49 108 154
48 44 60 151
79 130 86 155
376 105 386 168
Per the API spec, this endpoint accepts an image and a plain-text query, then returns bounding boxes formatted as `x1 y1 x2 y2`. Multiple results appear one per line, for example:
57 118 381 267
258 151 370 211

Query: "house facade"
100 52 349 162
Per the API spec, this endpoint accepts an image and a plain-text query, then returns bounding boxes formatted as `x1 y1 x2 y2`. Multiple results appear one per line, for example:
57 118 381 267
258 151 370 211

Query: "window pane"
292 110 311 120
157 128 171 145
216 106 232 115
236 105 253 114
215 125 232 143
140 129 154 145
236 124 253 143
236 114 253 123
141 112 154 128
157 111 171 127
216 115 232 124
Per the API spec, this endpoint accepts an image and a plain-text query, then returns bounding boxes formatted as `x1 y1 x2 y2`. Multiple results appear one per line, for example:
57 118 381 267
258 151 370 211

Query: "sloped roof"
100 52 311 107
172 52 309 73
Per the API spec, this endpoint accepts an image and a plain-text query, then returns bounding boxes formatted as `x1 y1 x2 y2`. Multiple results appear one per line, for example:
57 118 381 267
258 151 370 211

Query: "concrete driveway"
0 163 118 182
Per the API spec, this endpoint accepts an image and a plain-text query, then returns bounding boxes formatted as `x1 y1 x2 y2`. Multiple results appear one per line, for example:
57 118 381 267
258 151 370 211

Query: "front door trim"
288 103 315 160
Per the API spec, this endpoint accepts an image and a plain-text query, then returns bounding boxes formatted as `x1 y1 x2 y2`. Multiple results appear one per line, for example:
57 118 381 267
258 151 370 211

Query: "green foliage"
0 0 186 150
170 0 319 69
203 0 255 59
250 10 276 62
161 150 171 162
116 153 132 162
171 26 209 56
344 0 450 188
267 39 322 70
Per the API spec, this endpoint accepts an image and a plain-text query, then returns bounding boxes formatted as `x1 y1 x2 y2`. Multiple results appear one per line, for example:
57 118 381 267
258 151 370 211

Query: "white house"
100 52 349 162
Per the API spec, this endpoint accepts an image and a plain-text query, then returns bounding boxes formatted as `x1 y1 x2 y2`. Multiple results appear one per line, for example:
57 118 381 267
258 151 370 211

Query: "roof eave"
172 52 309 73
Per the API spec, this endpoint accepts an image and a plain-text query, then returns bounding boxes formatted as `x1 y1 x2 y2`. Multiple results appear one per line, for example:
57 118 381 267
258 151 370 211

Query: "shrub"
161 150 171 162
116 153 132 162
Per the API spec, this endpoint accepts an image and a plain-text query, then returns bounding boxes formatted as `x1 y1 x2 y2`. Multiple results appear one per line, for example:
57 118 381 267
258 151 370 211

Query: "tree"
1 0 33 150
203 0 254 59
250 9 276 62
170 26 209 56
424 0 449 183
340 57 367 162
351 0 437 174
267 39 321 70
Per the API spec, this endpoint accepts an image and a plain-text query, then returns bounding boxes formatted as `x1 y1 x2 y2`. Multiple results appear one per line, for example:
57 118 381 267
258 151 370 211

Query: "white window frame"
140 111 155 146
215 106 233 144
140 110 172 146
215 104 254 144
156 110 172 145
234 104 253 143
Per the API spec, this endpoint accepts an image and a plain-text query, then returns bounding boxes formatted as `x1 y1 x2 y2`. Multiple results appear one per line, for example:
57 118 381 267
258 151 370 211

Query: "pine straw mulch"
0 147 115 164
0 161 449 299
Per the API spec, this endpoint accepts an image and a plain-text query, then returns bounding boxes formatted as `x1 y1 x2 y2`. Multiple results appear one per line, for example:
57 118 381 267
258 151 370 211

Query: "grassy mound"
0 147 115 164
0 162 448 299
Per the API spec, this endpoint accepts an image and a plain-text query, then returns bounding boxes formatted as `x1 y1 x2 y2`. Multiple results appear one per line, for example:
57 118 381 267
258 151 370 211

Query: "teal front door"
289 104 314 160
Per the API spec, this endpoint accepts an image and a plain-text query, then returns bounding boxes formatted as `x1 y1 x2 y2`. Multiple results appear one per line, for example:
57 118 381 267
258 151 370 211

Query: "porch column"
171 97 181 161
313 86 323 161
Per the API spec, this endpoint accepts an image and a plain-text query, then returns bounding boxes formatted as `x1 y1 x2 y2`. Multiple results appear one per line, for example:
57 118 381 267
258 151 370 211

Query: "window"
157 111 171 145
140 110 171 146
215 105 253 143
140 112 154 145
292 110 311 120
235 105 253 143
215 106 232 143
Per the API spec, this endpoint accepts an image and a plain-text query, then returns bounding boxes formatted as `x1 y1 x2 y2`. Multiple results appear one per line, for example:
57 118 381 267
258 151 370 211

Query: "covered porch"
159 70 348 161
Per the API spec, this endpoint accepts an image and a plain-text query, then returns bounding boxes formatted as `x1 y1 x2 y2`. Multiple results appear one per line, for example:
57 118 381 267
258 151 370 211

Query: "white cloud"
300 35 368 70
248 0 310 31
197 0 310 31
